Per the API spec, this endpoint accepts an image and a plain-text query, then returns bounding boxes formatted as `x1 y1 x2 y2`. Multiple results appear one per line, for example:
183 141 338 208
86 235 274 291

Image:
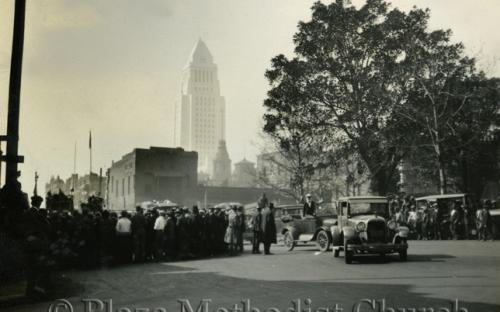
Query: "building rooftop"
187 38 214 66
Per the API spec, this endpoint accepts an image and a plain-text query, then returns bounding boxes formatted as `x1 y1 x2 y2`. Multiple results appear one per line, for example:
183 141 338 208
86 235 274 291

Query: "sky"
0 0 499 195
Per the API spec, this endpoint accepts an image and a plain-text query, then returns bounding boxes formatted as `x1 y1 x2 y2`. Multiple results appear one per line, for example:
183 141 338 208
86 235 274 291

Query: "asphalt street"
3 240 500 312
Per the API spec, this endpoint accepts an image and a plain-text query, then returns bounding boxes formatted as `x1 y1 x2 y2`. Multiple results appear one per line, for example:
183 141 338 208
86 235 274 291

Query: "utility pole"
2 0 26 186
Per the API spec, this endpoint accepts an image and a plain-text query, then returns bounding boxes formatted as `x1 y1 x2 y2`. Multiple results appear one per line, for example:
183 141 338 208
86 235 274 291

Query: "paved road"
4 241 500 312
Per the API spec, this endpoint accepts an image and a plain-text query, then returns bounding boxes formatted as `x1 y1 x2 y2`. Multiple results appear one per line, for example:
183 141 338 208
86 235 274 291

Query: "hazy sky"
1 0 499 194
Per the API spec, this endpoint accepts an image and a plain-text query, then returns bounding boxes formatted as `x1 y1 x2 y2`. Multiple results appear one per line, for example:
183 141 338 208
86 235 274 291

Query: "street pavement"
3 240 500 312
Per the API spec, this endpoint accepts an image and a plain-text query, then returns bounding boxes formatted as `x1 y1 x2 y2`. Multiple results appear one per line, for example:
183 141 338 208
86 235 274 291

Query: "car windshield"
350 202 387 216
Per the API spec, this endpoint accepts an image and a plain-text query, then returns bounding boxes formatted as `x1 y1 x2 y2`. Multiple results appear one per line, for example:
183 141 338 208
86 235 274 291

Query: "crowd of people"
22 204 257 271
388 196 495 241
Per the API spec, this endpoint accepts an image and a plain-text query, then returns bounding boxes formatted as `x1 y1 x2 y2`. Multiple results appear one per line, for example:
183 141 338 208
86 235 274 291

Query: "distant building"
72 172 106 209
256 152 290 188
212 140 231 186
256 151 371 200
45 172 106 210
194 186 295 208
231 158 257 187
107 147 197 211
45 175 66 195
174 39 226 174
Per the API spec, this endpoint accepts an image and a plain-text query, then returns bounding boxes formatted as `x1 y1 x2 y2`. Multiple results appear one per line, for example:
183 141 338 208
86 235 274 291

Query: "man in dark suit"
303 194 316 217
260 203 277 255
251 207 262 254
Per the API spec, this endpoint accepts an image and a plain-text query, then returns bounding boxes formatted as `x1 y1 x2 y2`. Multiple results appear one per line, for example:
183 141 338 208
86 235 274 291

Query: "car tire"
334 248 340 258
399 249 407 262
316 230 331 252
344 241 353 264
283 231 295 251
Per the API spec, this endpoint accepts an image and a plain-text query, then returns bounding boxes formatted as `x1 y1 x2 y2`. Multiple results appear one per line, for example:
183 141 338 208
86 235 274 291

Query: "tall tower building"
174 39 226 174
212 140 231 186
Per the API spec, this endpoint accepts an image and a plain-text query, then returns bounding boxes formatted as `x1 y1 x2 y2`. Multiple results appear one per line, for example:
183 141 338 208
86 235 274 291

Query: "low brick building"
107 147 198 211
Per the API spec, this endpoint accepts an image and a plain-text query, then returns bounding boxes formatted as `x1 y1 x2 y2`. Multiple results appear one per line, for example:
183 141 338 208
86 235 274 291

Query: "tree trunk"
363 157 400 196
435 145 447 195
460 150 469 193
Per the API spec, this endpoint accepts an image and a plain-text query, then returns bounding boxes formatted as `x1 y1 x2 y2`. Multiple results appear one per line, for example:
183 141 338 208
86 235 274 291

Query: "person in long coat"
163 210 176 260
251 207 262 254
224 206 238 255
260 202 277 255
131 206 147 263
236 206 245 253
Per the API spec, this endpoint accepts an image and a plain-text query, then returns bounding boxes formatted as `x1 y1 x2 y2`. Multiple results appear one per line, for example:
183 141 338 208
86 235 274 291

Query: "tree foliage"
263 0 499 196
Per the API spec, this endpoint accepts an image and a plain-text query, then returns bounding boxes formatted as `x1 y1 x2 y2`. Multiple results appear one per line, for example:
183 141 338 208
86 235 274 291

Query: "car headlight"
355 222 366 232
388 220 397 230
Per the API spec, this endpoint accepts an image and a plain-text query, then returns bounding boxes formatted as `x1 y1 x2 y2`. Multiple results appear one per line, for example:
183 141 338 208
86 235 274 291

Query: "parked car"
281 203 337 252
242 203 301 243
330 196 409 264
415 193 478 239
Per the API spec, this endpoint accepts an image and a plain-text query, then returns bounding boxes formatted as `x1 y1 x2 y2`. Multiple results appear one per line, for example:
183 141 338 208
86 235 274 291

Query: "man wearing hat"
131 206 147 262
115 210 133 264
153 211 167 260
260 202 277 255
302 194 317 218
477 200 492 241
251 206 263 254
450 200 464 240
164 209 177 260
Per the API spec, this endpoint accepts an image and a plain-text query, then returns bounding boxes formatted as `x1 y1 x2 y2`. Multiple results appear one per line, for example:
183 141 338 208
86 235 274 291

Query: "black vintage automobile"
281 203 337 252
330 196 409 264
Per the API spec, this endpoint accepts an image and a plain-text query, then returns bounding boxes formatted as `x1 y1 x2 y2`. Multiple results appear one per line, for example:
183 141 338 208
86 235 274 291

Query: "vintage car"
281 203 337 252
331 196 409 264
415 193 478 239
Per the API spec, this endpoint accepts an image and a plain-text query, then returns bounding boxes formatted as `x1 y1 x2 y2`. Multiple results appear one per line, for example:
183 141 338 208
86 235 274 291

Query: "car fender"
393 226 409 244
397 226 409 238
330 226 342 246
343 226 356 242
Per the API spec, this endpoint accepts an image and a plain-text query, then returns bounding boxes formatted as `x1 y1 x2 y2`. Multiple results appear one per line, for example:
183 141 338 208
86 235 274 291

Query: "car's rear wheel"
283 231 295 251
316 230 331 252
344 241 353 264
399 249 407 261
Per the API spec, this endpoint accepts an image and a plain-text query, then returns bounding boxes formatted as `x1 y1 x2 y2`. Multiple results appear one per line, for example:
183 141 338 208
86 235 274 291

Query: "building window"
127 176 131 195
116 181 119 198
122 178 125 196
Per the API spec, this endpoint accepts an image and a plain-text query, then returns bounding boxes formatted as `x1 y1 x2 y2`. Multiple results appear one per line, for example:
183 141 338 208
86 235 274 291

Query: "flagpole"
73 141 77 191
73 142 76 174
89 131 92 174
89 131 92 199
204 189 207 210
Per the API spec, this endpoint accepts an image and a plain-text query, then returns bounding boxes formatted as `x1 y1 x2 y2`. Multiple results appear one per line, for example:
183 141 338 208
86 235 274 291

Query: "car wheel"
399 249 407 262
334 248 340 258
283 231 295 251
316 230 331 252
344 241 353 264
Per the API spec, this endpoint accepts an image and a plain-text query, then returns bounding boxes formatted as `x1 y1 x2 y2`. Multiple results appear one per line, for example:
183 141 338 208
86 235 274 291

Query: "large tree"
397 21 500 193
264 0 425 195
263 0 499 196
